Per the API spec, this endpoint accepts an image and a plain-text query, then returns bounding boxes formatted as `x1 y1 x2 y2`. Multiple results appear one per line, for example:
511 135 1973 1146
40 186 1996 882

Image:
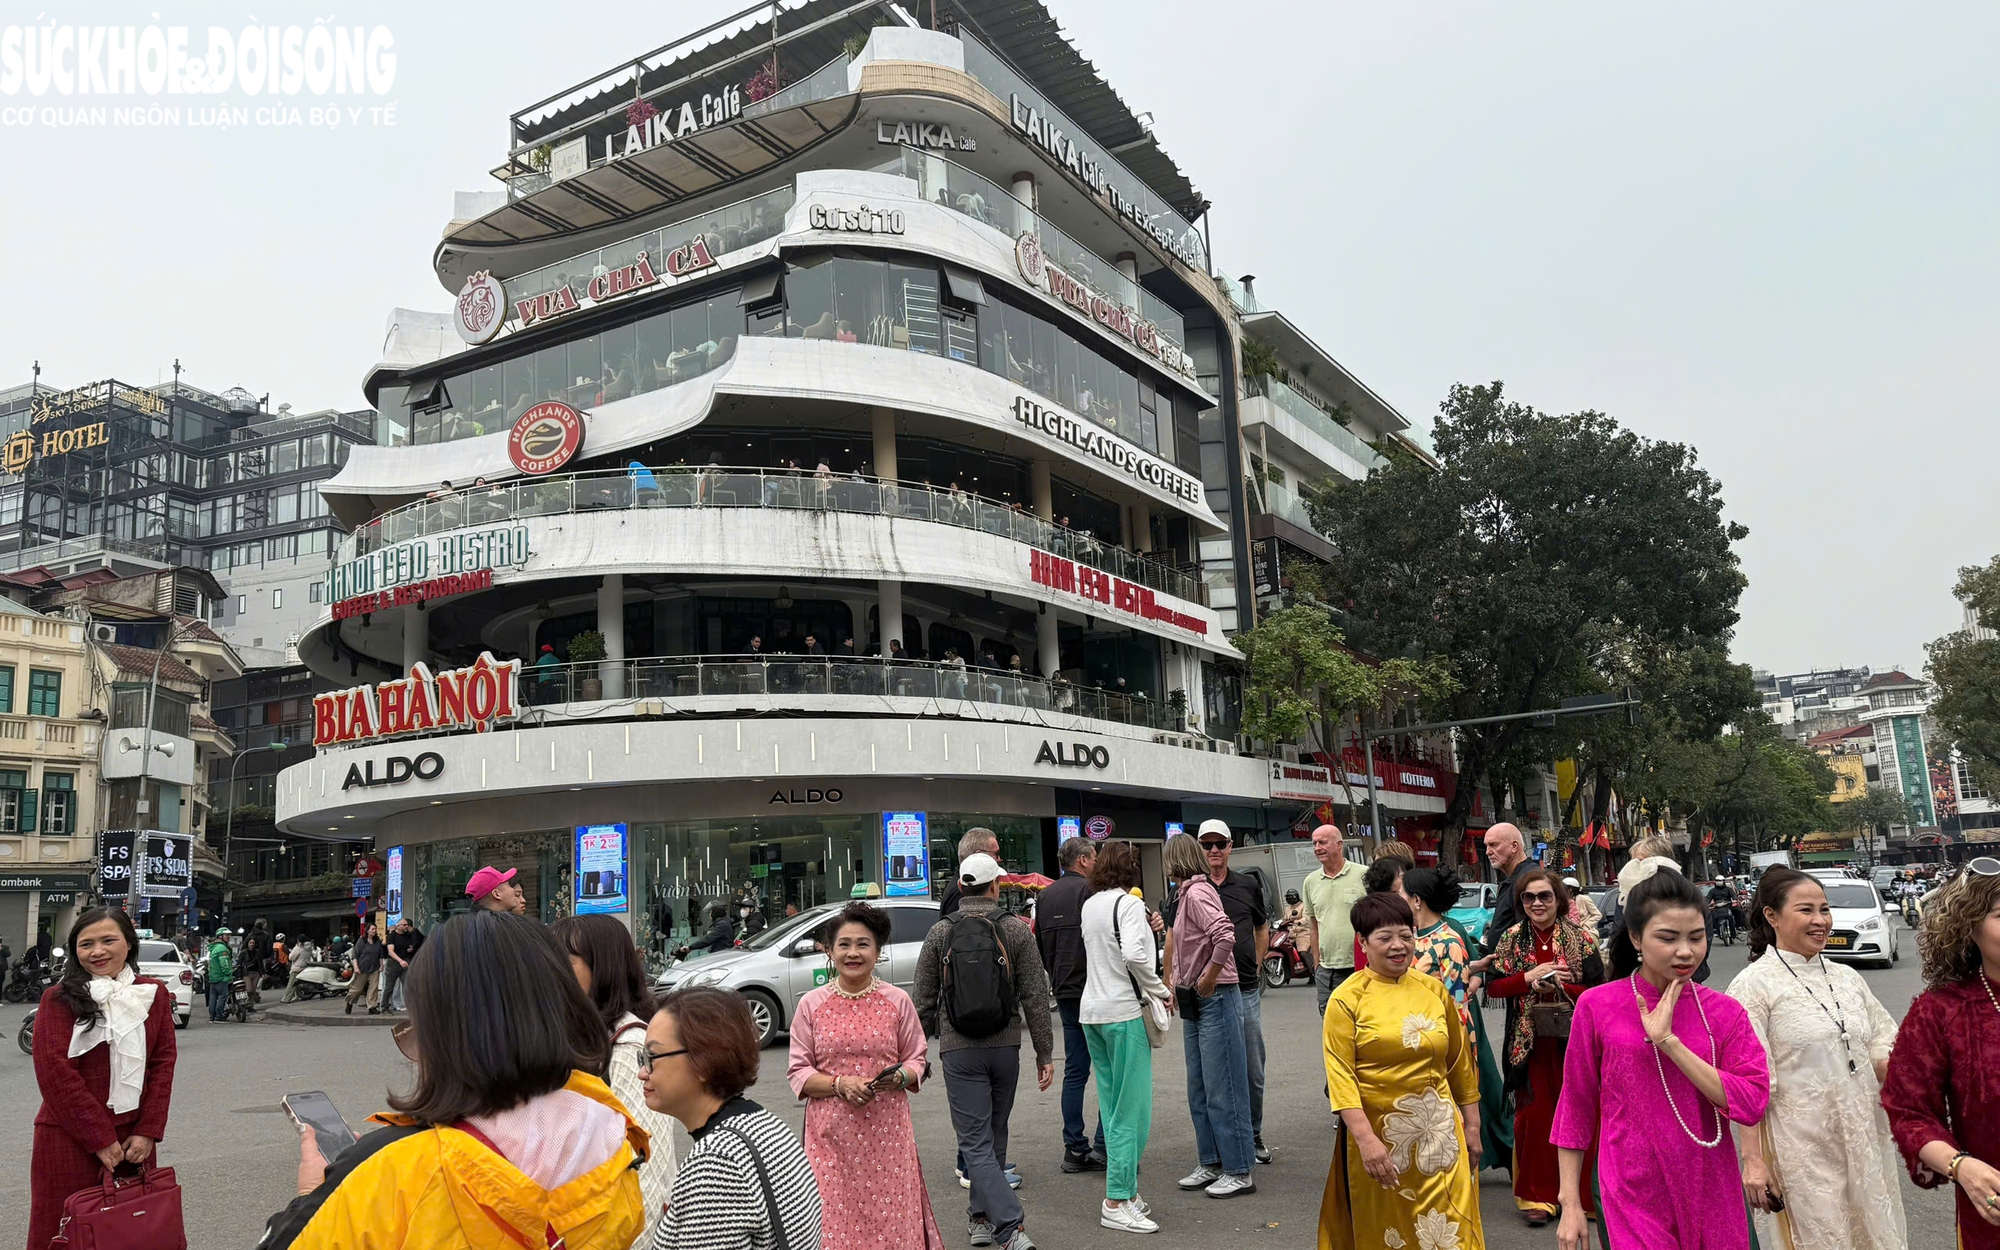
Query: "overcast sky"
2 2 1993 676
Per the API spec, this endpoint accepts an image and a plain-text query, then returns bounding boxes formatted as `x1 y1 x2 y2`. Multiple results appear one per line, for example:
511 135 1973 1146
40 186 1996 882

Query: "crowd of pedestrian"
18 835 2000 1250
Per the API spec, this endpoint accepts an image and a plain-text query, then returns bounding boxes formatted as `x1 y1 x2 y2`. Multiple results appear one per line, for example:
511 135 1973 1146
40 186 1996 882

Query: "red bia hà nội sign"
313 652 521 748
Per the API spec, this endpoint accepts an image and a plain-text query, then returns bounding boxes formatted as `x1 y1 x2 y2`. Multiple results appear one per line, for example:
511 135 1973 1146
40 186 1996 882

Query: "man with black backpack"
915 852 1055 1250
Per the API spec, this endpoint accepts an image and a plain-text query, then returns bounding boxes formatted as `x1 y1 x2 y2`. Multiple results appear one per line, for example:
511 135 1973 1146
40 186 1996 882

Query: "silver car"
657 899 941 1046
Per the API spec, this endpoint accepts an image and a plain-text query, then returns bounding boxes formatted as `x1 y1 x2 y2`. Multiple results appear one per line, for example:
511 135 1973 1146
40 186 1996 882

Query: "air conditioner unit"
1280 744 1302 764
88 623 118 643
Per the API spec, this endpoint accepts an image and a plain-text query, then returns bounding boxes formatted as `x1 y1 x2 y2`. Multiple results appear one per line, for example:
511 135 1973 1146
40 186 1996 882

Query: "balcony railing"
499 652 1203 739
342 467 1207 605
1246 377 1387 472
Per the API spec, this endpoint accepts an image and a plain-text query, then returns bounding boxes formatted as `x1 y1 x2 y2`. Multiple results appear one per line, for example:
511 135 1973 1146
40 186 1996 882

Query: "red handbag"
50 1164 187 1250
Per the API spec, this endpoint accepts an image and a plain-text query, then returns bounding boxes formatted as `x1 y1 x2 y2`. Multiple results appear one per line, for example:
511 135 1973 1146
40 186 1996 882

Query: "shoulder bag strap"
716 1125 790 1250
1111 895 1149 1005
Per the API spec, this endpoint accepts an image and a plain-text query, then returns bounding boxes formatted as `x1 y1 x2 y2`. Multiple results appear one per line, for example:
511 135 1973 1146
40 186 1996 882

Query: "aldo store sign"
341 751 445 791
1036 740 1111 769
770 786 844 805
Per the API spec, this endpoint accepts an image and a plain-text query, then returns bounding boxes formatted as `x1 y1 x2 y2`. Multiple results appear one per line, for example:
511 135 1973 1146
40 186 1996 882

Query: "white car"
135 939 195 1029
1817 880 1900 969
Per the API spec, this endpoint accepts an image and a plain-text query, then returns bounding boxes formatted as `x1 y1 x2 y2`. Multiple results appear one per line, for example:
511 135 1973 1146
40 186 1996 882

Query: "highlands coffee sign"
313 653 521 748
1012 395 1202 506
1015 233 1197 380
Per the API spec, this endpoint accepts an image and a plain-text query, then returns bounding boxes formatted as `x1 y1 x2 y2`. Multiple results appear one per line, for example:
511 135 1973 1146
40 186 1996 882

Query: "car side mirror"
792 938 820 958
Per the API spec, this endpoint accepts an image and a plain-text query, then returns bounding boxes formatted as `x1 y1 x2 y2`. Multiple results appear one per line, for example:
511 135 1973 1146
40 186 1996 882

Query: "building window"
41 772 73 836
237 595 247 615
0 665 12 714
27 670 61 717
309 582 322 603
0 768 35 833
273 588 284 610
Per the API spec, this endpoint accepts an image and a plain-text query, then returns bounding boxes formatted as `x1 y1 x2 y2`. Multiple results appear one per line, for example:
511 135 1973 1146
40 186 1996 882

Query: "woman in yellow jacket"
259 912 653 1249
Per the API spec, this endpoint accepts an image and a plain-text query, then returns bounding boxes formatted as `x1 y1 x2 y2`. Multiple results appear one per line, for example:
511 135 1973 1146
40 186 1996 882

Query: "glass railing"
1256 481 1321 534
503 651 1201 737
1247 377 1387 472
956 31 1207 273
742 53 852 118
504 183 796 324
341 467 1206 605
896 148 1188 350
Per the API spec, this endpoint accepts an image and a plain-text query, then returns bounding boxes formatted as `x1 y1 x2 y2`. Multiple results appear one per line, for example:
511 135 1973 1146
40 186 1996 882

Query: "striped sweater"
650 1098 821 1250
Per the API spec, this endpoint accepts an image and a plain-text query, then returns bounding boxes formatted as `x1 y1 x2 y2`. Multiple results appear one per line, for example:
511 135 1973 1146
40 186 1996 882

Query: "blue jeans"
1182 982 1254 1176
206 982 229 1020
1056 998 1105 1156
1239 982 1266 1139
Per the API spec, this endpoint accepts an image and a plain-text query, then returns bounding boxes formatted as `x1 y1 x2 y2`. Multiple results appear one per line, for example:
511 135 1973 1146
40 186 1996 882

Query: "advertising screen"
883 812 929 898
385 847 404 926
1057 816 1081 846
574 823 629 915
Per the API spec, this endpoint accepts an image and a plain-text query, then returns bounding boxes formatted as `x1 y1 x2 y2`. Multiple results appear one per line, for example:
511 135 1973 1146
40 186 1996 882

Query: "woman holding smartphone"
1551 869 1770 1250
786 902 941 1249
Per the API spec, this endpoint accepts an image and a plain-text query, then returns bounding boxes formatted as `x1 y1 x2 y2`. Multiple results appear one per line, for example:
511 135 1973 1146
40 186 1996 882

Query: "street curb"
261 1008 401 1027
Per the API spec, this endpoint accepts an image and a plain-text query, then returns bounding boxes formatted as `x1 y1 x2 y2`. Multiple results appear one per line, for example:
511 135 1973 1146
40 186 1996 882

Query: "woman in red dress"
28 907 178 1250
1487 868 1605 1228
1881 860 2000 1250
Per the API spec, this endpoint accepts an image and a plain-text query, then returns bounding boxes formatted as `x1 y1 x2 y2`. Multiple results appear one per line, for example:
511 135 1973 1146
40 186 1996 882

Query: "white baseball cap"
959 852 1002 887
1197 818 1232 844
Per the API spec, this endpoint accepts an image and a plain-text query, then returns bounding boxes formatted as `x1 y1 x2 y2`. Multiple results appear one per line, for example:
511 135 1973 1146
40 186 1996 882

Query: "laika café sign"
1015 233 1196 380
511 241 716 329
1012 395 1202 506
313 653 521 747
1028 549 1209 637
607 85 741 163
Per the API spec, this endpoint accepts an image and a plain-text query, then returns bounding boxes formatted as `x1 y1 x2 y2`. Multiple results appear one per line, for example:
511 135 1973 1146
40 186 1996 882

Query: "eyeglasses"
1966 857 2000 877
1521 892 1558 905
1199 839 1230 850
639 1047 689 1072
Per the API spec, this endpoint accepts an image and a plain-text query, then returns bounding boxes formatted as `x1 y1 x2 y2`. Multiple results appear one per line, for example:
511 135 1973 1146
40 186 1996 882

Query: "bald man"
1475 822 1535 962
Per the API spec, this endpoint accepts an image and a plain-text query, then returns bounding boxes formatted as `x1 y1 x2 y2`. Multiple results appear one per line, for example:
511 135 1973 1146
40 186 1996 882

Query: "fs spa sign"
313 652 521 747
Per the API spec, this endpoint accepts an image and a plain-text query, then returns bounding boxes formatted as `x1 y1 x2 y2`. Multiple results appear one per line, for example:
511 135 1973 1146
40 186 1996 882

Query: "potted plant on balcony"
568 630 608 700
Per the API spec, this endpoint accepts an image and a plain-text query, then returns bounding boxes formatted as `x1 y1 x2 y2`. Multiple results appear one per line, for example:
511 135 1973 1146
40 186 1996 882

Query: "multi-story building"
1754 664 1873 742
1857 669 1940 857
278 2 1438 963
0 377 377 669
0 598 101 956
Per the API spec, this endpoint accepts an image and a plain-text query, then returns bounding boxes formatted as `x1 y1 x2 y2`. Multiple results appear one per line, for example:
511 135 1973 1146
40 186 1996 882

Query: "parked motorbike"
1262 919 1313 988
17 1009 33 1055
287 960 355 1001
3 951 63 1003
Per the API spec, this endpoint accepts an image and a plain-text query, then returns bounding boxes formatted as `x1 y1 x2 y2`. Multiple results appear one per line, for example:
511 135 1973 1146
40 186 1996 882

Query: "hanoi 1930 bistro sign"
313 653 522 747
326 526 532 614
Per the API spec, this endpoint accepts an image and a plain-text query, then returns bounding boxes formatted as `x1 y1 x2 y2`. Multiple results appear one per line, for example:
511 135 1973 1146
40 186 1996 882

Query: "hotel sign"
1011 395 1202 505
326 526 532 605
3 420 109 473
1015 232 1195 379
313 652 521 747
27 381 167 425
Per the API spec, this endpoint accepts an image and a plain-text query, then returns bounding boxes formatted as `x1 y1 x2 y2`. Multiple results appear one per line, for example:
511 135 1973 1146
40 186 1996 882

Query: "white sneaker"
1132 1195 1152 1218
1177 1164 1221 1190
1205 1173 1257 1199
1101 1200 1159 1234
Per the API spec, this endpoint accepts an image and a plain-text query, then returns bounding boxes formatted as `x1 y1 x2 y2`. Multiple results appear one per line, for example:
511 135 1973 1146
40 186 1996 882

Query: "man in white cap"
915 852 1055 1250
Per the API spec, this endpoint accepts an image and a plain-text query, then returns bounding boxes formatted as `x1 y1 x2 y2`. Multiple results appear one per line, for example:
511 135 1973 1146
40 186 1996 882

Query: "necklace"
1981 971 2000 1021
1774 948 1857 1074
833 975 876 1000
1632 972 1723 1148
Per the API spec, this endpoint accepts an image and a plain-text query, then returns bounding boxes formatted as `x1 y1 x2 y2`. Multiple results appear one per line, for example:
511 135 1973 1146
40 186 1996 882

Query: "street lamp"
222 741 292 903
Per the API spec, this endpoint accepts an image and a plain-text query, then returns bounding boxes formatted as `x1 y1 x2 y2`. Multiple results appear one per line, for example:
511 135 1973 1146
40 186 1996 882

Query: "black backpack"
938 911 1017 1039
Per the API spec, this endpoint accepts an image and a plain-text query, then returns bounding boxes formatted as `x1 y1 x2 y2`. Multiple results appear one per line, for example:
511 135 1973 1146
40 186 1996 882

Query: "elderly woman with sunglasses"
1882 857 2000 1250
1486 867 1605 1229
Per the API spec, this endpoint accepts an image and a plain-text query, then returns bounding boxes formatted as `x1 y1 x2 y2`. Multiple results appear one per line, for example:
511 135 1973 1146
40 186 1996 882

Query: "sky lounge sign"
1015 233 1195 380
313 653 521 748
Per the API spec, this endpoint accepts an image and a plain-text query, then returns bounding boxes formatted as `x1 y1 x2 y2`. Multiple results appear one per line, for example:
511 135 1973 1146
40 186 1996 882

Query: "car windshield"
138 941 179 964
1454 885 1487 909
1823 884 1879 910
742 906 835 952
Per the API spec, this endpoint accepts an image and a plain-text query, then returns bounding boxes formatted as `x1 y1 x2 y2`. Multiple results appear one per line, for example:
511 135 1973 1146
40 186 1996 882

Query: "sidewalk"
260 992 401 1027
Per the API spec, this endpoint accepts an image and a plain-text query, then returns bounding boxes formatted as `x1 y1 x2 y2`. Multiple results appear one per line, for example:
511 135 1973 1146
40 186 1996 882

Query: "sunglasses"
391 1021 418 1062
1199 839 1230 850
640 1047 689 1072
1521 892 1558 904
1967 857 2000 876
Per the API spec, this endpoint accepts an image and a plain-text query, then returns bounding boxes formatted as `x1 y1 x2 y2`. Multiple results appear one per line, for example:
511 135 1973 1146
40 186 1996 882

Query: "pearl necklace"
1981 971 2000 1021
833 976 876 1000
1632 972 1723 1148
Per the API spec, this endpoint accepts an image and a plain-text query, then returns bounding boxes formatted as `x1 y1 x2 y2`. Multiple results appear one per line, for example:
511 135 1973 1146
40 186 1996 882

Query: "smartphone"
283 1091 360 1164
869 1063 906 1090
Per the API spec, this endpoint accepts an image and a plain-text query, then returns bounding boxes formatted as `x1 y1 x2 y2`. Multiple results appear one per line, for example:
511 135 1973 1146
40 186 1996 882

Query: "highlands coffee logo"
1036 740 1110 769
342 751 445 791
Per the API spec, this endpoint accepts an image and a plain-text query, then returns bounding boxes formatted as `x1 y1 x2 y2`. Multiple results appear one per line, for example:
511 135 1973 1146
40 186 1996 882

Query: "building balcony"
1242 378 1386 474
342 466 1207 606
0 715 99 759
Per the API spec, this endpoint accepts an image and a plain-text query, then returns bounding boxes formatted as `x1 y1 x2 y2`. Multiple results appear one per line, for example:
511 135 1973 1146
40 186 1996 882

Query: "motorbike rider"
1280 888 1307 929
675 903 738 958
283 934 322 1002
207 929 236 1022
1705 878 1738 943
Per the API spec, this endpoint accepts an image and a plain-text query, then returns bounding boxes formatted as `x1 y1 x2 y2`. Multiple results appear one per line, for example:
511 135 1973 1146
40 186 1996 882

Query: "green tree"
1306 382 1749 868
1237 603 1456 820
1927 556 2000 794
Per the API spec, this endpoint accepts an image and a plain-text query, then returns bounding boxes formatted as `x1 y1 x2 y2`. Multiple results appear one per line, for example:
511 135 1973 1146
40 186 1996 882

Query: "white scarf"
68 965 158 1115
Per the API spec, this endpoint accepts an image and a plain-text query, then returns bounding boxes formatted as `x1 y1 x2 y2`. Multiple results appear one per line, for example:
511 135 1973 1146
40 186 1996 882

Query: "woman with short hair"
1488 868 1606 1227
1079 841 1173 1233
785 902 938 1249
1726 867 1907 1250
1406 865 1510 1173
29 907 178 1250
262 911 649 1249
1316 891 1482 1250
1881 860 2000 1250
552 913 680 1223
649 987 823 1250
1165 831 1256 1200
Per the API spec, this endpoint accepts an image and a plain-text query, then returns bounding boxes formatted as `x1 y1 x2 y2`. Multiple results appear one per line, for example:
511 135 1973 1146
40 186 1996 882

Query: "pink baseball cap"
465 866 517 899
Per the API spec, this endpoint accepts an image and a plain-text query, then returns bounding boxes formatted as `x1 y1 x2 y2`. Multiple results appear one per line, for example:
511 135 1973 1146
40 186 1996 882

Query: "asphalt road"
0 923 1960 1248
